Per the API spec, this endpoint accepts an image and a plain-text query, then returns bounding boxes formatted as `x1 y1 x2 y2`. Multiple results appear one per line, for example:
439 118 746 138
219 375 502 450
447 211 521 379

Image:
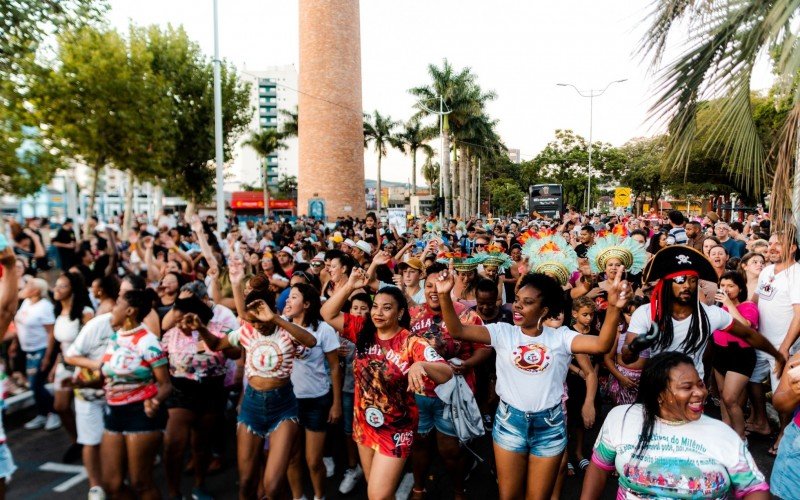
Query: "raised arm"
321 268 370 332
365 250 392 292
435 262 491 344
0 248 18 334
572 268 629 355
247 299 317 348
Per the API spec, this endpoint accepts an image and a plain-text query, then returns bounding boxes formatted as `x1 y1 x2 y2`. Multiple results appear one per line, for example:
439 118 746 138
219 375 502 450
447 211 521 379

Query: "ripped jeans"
238 383 298 438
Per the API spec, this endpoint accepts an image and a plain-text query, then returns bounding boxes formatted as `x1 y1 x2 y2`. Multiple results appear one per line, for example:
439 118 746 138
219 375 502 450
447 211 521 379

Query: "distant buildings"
508 148 521 164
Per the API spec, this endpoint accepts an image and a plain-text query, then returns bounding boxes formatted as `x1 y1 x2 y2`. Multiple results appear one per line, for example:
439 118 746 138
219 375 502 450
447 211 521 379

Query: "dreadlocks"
652 277 711 355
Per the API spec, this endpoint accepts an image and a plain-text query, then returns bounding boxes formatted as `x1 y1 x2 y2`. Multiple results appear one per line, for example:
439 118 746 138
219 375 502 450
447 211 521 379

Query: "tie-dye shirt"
101 326 167 406
228 320 306 380
161 318 230 381
592 404 768 499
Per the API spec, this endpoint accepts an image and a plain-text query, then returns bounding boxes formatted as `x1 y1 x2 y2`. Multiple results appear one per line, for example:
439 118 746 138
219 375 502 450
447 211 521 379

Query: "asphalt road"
3 403 778 499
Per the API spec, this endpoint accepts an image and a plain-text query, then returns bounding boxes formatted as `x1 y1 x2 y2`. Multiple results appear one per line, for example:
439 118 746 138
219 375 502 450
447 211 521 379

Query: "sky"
107 0 775 185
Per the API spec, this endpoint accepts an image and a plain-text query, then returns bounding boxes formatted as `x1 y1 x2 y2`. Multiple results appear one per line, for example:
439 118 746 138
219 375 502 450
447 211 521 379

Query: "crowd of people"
0 205 798 500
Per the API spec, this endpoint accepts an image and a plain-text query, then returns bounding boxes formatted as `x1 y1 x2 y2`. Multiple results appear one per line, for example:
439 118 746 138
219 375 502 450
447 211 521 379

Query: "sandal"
567 462 575 476
579 458 590 471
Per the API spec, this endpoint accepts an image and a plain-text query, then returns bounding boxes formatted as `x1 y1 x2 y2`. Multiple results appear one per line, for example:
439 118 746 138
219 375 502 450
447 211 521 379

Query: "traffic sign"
614 188 631 207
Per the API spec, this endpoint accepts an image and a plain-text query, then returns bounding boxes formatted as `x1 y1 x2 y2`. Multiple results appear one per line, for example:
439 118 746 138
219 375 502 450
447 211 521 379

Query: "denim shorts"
415 394 456 437
104 401 167 434
771 420 800 499
167 376 227 414
493 400 567 457
342 391 355 435
238 383 298 438
298 390 332 432
0 443 16 480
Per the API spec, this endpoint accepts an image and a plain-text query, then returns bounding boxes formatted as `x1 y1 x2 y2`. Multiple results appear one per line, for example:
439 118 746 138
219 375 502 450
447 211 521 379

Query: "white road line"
39 462 88 492
395 472 414 500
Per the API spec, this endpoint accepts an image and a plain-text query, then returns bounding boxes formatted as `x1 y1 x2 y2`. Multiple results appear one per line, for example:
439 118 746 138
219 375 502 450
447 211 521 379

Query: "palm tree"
642 0 799 244
276 174 297 198
421 154 440 195
363 110 401 212
457 113 505 216
243 128 287 217
397 118 435 196
279 106 298 138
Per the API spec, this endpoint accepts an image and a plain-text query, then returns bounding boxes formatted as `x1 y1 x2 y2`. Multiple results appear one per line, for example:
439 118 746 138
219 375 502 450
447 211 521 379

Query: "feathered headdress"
437 251 479 272
521 233 579 286
475 245 514 272
586 234 647 275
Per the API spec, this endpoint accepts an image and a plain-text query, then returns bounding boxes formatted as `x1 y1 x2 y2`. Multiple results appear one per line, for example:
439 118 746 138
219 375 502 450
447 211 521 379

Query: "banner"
387 208 407 235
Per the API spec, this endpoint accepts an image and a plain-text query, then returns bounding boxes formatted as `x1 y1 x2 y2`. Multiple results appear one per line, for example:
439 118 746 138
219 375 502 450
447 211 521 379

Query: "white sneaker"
338 465 363 494
323 456 335 478
88 486 107 500
24 414 47 430
45 413 62 431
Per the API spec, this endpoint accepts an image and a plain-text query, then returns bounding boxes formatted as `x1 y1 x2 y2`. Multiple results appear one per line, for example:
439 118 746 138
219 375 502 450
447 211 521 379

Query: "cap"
312 252 325 262
355 241 372 254
397 257 425 272
644 245 717 283
279 246 294 257
343 238 356 248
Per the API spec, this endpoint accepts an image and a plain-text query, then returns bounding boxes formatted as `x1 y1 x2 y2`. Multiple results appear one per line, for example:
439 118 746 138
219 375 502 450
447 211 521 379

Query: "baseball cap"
398 257 425 272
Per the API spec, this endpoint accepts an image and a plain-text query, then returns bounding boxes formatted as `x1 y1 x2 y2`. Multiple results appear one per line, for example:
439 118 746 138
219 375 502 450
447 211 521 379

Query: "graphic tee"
409 302 485 395
341 313 446 458
592 404 768 499
627 303 733 379
756 262 800 348
228 320 306 380
291 321 340 399
101 326 167 406
487 322 579 412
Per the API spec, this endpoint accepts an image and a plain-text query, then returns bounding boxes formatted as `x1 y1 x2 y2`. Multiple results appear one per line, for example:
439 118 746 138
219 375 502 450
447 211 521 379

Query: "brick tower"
298 0 365 219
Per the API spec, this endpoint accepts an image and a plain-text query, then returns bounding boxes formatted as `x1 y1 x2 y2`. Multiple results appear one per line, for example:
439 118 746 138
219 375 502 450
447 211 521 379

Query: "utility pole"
213 0 226 232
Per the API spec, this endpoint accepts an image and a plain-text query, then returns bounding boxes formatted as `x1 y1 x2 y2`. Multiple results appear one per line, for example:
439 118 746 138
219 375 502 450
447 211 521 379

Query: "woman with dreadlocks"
621 246 782 381
581 352 769 499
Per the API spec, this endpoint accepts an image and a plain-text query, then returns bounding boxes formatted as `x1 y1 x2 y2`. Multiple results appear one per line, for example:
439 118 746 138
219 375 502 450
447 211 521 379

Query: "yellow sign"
614 188 631 208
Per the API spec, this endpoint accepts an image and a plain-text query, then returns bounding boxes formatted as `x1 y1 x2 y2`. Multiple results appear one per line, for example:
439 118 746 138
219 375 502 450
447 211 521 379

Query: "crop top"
228 320 306 380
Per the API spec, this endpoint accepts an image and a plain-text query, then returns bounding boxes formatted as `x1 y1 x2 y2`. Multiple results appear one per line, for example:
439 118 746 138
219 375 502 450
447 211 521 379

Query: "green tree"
276 174 298 198
488 178 525 216
618 137 667 213
421 155 440 195
244 129 287 217
34 26 173 236
136 25 251 210
397 118 434 196
279 106 298 138
363 110 401 212
641 0 800 239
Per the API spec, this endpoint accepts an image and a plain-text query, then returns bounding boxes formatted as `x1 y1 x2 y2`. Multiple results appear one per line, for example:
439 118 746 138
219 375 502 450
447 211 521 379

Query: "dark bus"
528 184 564 218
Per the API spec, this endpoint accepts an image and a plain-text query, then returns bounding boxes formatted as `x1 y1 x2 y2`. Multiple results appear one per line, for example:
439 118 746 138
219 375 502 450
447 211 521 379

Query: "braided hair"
652 278 710 355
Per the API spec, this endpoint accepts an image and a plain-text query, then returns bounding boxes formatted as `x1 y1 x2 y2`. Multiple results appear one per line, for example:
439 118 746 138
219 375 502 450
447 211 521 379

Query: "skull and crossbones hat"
643 245 717 284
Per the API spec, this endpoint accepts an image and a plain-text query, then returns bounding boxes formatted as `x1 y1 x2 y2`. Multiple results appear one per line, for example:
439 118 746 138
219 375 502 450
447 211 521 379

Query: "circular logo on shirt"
423 346 442 362
512 344 551 373
249 340 281 372
365 407 385 428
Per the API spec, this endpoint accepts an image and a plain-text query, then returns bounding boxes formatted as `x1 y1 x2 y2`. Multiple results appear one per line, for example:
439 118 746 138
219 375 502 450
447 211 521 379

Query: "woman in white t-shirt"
14 278 58 431
285 283 342 500
436 266 630 499
52 272 94 461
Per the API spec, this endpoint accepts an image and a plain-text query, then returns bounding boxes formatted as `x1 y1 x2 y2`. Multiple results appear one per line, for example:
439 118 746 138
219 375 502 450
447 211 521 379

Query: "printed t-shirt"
228 320 306 380
713 302 758 348
756 263 800 348
592 404 768 499
627 303 733 379
487 322 579 412
291 321 340 399
341 313 446 458
65 313 114 401
14 299 55 352
54 306 95 355
161 319 229 381
101 326 167 406
410 302 486 395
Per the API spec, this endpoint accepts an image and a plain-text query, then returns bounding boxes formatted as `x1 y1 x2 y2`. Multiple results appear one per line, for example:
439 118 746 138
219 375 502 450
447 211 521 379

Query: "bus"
528 184 563 218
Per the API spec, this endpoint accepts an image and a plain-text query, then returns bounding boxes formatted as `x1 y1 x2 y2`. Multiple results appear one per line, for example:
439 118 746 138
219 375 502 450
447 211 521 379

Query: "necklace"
656 415 688 426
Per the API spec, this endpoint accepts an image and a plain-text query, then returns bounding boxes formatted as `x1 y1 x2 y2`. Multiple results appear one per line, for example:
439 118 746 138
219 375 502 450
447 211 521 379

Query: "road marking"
39 462 88 492
396 472 413 500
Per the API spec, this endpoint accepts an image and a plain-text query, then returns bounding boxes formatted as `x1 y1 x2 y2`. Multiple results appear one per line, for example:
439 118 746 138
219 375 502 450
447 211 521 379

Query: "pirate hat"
644 245 717 283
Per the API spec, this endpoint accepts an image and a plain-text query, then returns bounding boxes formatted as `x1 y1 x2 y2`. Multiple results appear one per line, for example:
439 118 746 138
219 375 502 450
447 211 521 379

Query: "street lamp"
557 79 627 213
213 0 225 232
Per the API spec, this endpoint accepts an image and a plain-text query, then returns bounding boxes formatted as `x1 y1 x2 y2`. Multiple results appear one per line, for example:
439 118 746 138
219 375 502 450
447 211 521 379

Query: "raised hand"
347 268 369 289
182 312 201 331
434 261 456 295
246 299 276 323
0 247 15 267
373 250 392 266
605 266 630 309
228 256 245 285
392 274 404 289
189 215 203 234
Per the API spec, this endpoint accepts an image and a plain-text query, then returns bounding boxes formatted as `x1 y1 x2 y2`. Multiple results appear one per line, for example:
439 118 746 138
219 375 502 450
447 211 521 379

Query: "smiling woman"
581 352 770 500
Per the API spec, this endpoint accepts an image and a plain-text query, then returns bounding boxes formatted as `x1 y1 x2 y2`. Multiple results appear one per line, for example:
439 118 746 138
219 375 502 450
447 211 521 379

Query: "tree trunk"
459 145 468 218
471 155 478 217
153 184 163 220
442 131 451 218
411 148 417 196
263 160 270 219
450 146 459 218
122 172 135 242
84 160 102 239
186 196 197 219
377 152 383 213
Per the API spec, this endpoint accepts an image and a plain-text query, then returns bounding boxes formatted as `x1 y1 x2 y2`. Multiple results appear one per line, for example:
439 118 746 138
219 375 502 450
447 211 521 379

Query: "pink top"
712 302 758 348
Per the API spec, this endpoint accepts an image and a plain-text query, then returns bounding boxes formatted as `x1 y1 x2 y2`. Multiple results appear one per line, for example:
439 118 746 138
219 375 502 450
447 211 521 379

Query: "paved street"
3 403 778 499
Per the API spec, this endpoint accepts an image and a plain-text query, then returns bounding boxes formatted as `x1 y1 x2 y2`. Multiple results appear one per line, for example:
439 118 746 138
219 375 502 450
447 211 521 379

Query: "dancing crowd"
0 206 798 500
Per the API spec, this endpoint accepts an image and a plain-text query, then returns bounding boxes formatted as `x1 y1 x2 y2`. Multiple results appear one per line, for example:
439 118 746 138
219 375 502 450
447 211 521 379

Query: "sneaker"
191 486 214 500
338 465 363 494
24 414 47 430
323 456 335 478
45 413 62 431
88 486 107 500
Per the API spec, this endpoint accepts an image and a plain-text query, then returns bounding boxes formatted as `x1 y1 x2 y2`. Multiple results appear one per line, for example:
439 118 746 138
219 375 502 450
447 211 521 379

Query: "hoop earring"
536 316 543 331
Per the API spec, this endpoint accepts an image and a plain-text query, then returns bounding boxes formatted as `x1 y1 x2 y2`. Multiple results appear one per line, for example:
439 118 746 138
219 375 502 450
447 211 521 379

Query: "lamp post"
213 0 226 232
557 79 626 213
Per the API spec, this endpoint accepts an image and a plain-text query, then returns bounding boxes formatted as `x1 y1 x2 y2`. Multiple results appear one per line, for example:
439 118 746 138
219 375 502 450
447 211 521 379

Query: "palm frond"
770 101 800 249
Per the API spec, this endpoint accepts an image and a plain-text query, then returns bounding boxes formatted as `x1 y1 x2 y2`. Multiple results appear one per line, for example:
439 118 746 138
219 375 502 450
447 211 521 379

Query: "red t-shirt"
409 302 486 395
341 313 445 458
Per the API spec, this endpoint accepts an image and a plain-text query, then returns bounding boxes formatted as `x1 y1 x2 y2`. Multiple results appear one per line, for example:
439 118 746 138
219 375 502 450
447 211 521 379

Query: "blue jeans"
342 392 355 435
493 400 567 457
415 394 457 437
238 383 298 438
771 419 800 499
25 349 53 417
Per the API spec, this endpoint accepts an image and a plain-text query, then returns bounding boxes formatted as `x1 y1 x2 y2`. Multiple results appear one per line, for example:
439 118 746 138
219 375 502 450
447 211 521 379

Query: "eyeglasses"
310 262 323 267
475 243 486 248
